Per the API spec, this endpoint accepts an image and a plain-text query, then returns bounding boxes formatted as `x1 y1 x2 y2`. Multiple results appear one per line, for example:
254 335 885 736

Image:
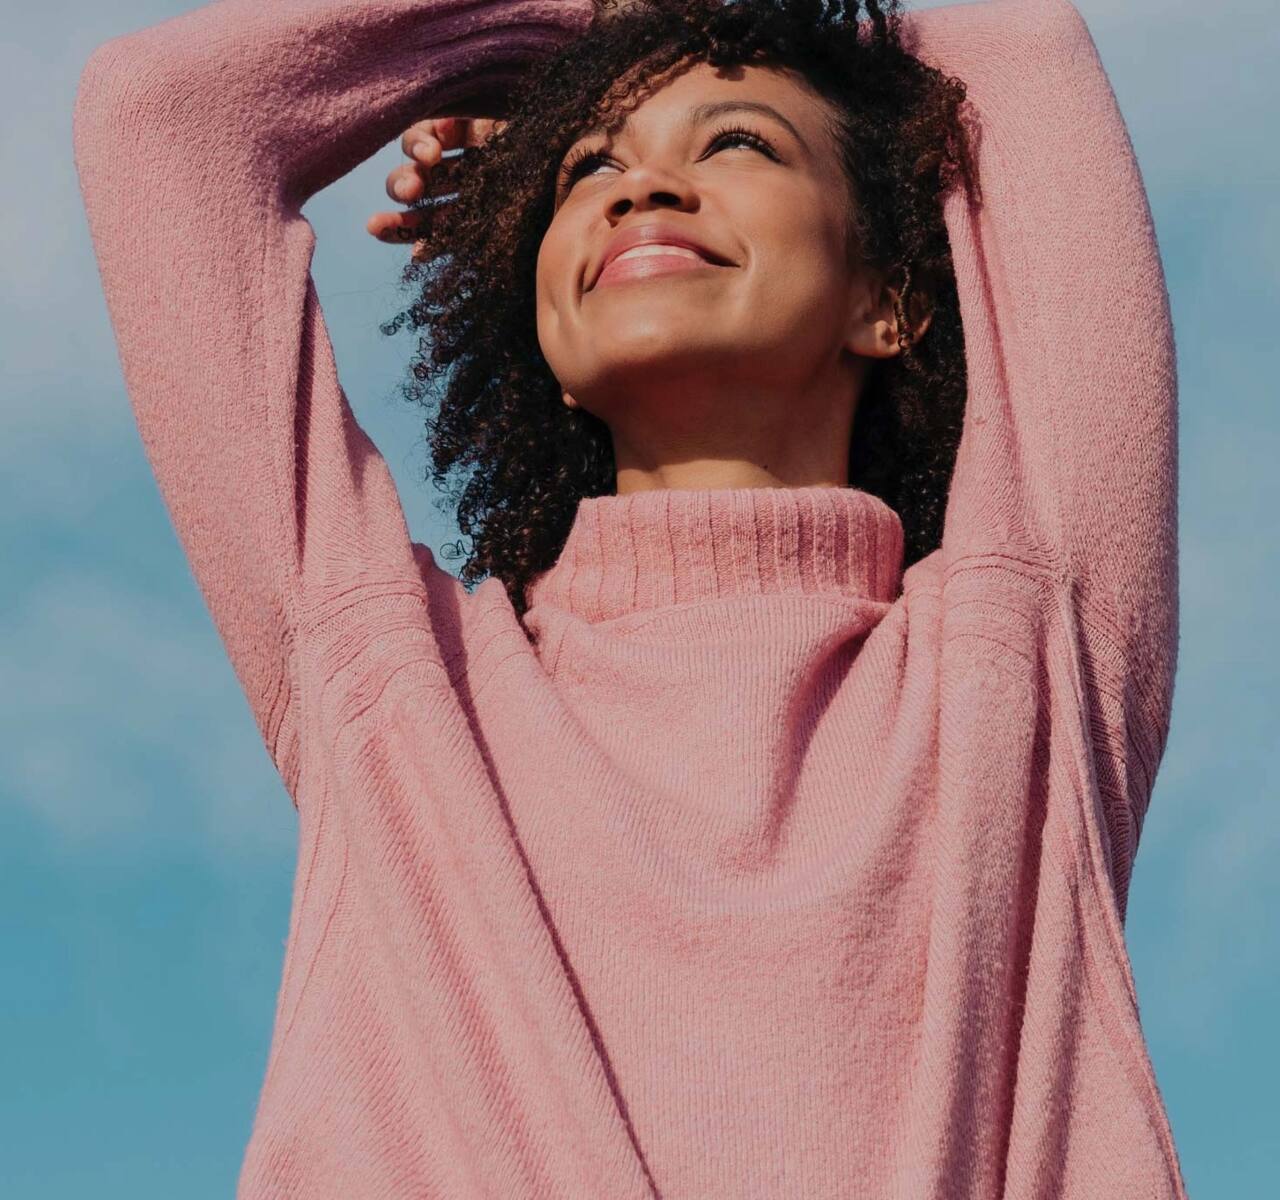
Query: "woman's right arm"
73 0 596 800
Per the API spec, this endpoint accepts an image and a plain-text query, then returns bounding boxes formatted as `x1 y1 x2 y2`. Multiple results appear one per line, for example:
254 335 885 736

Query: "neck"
615 462 851 494
587 365 864 494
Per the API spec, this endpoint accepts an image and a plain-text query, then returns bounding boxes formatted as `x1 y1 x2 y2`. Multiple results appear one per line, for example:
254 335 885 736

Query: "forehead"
575 59 835 146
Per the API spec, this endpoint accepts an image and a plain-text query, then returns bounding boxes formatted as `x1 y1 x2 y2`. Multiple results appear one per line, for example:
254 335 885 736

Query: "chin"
592 309 725 359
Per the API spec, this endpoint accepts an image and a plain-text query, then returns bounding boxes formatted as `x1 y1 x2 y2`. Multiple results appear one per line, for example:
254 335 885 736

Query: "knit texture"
73 0 1184 1195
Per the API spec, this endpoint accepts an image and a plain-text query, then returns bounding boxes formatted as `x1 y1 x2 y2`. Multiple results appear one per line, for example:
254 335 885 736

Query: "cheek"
535 223 564 311
536 208 591 330
736 188 850 315
535 216 582 377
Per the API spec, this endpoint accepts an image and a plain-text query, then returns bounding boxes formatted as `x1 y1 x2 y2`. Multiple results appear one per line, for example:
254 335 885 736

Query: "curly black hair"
381 0 975 621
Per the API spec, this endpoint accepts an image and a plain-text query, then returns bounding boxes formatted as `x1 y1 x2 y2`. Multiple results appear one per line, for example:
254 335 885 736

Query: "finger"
431 116 466 150
402 116 467 155
467 118 498 146
400 129 442 171
398 116 498 168
400 119 445 158
385 163 425 204
455 117 507 148
366 208 428 244
409 134 441 168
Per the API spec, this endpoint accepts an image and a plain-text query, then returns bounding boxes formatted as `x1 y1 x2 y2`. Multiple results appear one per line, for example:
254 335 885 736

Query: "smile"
594 244 727 289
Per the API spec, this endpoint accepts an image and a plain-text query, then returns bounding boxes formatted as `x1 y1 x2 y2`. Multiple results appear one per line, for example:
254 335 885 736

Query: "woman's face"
536 58 902 470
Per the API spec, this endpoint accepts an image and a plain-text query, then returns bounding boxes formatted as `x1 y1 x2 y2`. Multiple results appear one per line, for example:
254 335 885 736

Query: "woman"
74 0 1184 1196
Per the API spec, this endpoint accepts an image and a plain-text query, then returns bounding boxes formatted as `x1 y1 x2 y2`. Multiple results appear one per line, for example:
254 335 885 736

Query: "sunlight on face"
535 59 875 430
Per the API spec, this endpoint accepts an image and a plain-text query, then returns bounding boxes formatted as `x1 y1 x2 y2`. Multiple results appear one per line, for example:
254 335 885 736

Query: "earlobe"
562 390 579 410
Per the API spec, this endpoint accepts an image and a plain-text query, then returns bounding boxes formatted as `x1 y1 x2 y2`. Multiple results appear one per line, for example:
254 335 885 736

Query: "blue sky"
2 0 1276 1194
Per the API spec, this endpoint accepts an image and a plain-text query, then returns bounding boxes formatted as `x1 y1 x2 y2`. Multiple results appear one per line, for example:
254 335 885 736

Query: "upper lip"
588 222 734 290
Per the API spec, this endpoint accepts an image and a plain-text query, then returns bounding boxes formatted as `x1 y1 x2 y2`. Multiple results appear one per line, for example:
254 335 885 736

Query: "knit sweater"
72 0 1184 1195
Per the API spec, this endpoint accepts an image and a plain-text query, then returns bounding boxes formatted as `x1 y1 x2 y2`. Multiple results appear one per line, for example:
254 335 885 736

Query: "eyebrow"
575 99 808 149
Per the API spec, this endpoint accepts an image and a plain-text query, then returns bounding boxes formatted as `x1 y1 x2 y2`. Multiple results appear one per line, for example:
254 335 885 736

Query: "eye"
556 123 781 195
701 123 780 161
557 144 614 190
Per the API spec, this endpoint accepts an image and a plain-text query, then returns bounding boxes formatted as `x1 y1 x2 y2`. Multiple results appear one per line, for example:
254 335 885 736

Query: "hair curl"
381 0 974 620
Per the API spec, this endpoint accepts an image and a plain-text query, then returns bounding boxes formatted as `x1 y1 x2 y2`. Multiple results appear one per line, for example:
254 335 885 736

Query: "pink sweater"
73 0 1185 1195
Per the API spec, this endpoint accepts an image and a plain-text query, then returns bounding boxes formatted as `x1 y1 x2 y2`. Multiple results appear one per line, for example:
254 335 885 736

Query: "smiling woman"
539 59 944 492
74 0 1183 1195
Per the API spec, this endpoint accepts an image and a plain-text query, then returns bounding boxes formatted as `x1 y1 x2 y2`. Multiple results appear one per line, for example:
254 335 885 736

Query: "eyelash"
557 123 781 191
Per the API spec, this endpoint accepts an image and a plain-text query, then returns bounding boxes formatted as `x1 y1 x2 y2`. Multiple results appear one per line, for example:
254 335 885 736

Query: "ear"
844 266 934 360
562 389 579 410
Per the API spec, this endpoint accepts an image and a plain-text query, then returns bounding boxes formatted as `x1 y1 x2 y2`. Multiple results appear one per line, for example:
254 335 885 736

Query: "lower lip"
594 251 724 290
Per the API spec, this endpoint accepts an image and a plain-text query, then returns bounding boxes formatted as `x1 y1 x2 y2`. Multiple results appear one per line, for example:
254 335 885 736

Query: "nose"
600 159 699 220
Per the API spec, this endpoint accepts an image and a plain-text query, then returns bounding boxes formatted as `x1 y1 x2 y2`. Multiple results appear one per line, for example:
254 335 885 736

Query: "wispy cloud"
0 569 294 857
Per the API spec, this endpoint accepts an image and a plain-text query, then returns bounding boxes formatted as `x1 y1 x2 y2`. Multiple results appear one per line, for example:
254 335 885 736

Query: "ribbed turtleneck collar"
524 485 905 624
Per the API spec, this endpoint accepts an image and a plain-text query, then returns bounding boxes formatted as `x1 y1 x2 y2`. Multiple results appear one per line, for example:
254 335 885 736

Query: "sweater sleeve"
907 0 1178 903
72 0 597 800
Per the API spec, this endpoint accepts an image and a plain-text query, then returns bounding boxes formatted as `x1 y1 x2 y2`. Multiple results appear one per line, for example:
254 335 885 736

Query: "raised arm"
907 0 1178 909
72 0 596 799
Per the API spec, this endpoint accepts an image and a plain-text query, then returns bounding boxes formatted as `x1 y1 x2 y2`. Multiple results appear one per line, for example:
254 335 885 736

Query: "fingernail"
395 179 413 201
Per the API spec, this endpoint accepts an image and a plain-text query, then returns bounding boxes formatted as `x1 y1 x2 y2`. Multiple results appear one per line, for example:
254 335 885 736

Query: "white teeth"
613 243 706 263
